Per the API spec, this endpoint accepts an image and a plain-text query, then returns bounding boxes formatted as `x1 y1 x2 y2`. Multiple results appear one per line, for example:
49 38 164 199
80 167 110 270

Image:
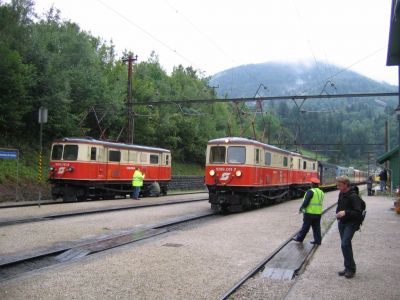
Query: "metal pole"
39 120 42 207
16 150 19 201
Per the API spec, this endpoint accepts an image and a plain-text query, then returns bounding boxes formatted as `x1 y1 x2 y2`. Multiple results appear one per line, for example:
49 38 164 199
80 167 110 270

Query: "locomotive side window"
90 147 97 161
254 149 260 164
166 154 169 165
303 161 307 170
210 146 226 163
140 152 147 163
63 145 78 161
283 157 288 167
109 150 121 162
122 150 129 162
150 154 159 164
51 144 63 160
313 163 316 170
129 151 137 162
265 152 272 166
228 146 246 164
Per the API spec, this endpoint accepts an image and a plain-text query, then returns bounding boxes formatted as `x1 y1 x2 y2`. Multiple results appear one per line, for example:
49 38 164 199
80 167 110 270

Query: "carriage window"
283 157 288 167
90 147 96 161
51 145 63 160
265 152 271 166
254 149 260 164
150 154 159 164
109 150 121 162
210 146 226 163
63 145 78 161
303 161 307 170
227 146 246 164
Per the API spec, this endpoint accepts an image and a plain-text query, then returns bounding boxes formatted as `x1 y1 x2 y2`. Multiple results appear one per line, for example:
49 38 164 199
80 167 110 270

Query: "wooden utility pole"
123 53 138 144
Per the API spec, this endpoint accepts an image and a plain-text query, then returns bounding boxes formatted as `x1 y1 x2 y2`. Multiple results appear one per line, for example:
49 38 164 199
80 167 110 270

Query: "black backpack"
359 196 367 229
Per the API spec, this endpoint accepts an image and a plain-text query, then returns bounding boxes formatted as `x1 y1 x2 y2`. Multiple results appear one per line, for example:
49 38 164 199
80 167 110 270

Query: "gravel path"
0 193 208 219
0 201 211 255
0 191 340 299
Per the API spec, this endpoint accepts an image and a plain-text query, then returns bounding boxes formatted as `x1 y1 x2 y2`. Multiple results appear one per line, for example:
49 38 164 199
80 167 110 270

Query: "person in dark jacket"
293 177 324 245
336 176 363 279
379 169 387 191
366 176 373 196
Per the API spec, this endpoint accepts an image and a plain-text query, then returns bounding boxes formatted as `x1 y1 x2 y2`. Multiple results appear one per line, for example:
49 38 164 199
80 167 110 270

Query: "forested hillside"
0 0 237 169
211 62 398 167
1 0 397 187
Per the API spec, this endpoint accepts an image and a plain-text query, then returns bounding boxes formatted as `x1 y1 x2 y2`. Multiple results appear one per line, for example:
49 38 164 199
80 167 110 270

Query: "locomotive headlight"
235 170 242 177
67 166 74 172
49 166 55 171
209 169 215 176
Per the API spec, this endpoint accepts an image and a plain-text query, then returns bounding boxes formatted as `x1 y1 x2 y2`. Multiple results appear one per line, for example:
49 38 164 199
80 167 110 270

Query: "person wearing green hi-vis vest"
293 177 325 245
132 167 145 200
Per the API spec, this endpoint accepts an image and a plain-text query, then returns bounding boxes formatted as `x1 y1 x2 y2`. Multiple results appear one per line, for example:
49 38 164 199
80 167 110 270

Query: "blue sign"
0 150 18 159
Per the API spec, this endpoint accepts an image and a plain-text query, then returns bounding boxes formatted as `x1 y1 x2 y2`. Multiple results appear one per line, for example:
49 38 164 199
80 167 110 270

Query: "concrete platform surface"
286 195 400 300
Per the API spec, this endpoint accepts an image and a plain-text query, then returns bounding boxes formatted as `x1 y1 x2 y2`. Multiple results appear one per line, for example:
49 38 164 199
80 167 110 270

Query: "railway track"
219 202 338 300
0 191 208 209
0 211 217 281
0 197 209 227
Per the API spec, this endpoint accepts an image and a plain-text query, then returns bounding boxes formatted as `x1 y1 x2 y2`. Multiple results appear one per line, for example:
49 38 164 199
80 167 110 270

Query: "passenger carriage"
49 138 171 202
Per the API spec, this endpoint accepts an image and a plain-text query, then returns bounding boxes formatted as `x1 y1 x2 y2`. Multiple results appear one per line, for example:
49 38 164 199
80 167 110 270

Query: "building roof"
376 145 400 164
387 0 400 65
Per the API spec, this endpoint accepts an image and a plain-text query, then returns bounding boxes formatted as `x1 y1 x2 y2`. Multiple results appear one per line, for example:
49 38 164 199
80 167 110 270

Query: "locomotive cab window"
63 145 78 161
227 146 246 164
210 146 226 163
109 150 121 162
150 154 159 164
51 144 63 160
265 152 272 166
254 149 260 164
90 147 97 161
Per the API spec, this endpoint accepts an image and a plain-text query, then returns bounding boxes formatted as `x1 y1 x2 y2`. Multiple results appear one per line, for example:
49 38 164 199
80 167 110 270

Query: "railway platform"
286 194 400 300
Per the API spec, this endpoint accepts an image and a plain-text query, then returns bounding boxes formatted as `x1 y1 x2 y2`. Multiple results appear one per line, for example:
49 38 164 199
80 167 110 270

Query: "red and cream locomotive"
49 138 171 202
205 137 318 212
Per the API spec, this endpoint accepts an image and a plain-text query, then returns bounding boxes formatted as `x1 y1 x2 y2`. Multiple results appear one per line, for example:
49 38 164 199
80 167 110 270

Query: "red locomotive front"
49 138 171 202
205 137 318 212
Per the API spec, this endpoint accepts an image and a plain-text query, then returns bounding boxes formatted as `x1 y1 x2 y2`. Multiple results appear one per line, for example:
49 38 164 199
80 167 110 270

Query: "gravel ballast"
0 191 341 299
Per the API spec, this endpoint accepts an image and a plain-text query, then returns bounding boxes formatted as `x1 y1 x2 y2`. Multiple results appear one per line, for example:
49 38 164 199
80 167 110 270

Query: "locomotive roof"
53 137 170 153
208 137 317 160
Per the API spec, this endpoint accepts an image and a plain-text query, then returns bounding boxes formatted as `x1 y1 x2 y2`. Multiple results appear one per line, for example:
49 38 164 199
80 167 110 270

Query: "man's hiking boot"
344 271 355 279
338 270 346 276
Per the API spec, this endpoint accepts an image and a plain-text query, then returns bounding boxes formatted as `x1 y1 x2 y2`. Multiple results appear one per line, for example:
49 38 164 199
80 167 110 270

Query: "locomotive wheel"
62 187 78 202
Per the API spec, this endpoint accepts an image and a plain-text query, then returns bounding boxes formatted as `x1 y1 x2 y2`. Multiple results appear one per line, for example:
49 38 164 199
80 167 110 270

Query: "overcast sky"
32 0 399 85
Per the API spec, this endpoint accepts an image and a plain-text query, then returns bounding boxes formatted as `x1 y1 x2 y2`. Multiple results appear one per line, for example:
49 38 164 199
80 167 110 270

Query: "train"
204 137 367 212
48 137 171 202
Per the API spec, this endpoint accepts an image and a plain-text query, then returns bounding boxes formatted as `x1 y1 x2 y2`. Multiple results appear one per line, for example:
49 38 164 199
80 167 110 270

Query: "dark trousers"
338 221 358 273
296 213 321 244
132 186 141 199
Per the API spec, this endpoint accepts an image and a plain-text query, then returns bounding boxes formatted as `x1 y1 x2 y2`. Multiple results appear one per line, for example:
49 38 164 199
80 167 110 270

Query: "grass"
172 161 204 175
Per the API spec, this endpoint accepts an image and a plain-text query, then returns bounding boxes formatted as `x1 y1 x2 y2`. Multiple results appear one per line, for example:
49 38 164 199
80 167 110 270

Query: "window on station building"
150 154 159 164
210 146 226 163
265 152 272 166
51 144 63 160
283 157 288 167
63 145 78 161
109 150 121 162
227 146 246 164
90 147 97 161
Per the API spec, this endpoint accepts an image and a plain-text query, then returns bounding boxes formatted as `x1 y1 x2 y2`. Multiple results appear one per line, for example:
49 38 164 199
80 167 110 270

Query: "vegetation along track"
0 211 217 281
0 197 209 227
